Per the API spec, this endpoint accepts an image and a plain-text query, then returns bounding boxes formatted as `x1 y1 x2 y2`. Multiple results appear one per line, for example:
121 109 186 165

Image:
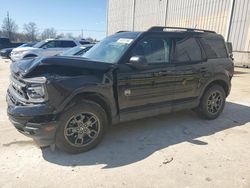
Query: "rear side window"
174 37 202 63
61 41 76 47
200 38 228 58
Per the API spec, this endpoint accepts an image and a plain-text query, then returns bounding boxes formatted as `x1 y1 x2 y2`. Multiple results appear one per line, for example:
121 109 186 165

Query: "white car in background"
10 39 85 61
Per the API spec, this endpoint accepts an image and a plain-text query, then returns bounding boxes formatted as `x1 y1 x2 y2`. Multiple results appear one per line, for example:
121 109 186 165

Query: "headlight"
24 77 47 102
13 51 25 55
27 85 45 99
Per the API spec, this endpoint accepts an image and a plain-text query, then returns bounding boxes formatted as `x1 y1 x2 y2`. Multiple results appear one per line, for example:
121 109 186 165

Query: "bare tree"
56 33 65 39
41 28 57 40
65 32 74 39
23 22 38 41
1 12 18 41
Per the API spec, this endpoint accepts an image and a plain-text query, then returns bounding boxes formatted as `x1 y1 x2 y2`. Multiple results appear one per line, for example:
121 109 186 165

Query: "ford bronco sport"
7 26 234 153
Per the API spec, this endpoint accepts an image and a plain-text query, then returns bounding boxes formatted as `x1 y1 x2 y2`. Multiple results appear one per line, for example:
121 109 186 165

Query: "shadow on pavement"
42 102 250 168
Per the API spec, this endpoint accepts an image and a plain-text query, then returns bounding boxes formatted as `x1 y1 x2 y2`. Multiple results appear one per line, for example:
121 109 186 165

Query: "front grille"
8 73 29 105
8 90 23 106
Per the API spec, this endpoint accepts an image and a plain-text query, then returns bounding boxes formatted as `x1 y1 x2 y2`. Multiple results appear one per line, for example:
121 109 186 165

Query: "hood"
0 47 14 52
10 56 116 77
12 46 37 52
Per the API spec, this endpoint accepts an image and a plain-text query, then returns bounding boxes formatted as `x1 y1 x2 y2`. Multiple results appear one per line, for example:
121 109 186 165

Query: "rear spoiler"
226 42 233 54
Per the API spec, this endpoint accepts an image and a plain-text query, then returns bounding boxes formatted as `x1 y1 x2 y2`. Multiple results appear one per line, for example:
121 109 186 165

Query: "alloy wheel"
64 112 100 147
207 91 223 114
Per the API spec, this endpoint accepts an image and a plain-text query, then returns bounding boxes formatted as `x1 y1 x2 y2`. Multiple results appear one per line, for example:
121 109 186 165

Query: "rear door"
172 36 210 103
117 34 176 119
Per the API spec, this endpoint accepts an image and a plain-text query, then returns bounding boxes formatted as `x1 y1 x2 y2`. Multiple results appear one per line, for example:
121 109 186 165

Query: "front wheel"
56 100 108 154
196 85 226 120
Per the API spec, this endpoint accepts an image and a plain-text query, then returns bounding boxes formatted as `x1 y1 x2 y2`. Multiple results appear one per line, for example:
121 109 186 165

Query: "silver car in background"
10 39 85 61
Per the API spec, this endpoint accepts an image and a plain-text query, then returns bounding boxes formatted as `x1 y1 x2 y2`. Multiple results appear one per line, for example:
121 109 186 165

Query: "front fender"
55 83 117 117
22 51 39 57
45 72 117 120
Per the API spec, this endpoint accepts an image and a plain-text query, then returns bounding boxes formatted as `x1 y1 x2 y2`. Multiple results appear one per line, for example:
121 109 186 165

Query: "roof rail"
148 26 216 33
116 30 129 33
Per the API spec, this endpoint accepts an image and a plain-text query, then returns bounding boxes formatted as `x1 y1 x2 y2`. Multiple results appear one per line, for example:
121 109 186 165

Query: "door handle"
199 67 207 73
155 70 173 76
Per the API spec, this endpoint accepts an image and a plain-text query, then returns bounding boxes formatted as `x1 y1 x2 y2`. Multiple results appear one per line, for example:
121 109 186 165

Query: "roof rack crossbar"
148 26 216 33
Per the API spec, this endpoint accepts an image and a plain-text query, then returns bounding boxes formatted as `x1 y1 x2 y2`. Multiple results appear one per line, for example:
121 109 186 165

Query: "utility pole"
164 0 169 27
6 11 11 40
132 0 136 31
81 29 83 39
226 0 236 42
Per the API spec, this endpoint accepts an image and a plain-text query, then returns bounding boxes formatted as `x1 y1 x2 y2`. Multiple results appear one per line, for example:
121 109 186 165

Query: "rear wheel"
196 85 226 120
56 100 107 154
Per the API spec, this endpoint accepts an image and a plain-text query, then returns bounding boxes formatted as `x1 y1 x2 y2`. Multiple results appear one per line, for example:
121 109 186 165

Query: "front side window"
130 36 170 64
34 40 48 48
174 37 202 63
41 41 56 48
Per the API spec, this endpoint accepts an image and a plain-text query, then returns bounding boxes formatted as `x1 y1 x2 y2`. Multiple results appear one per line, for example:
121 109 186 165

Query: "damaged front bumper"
7 91 58 147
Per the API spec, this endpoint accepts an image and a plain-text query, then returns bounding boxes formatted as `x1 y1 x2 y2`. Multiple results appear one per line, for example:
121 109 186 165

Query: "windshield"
82 32 140 63
61 46 83 56
33 40 49 48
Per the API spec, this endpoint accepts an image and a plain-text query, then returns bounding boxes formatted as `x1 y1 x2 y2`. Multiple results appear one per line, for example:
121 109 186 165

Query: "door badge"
124 89 131 96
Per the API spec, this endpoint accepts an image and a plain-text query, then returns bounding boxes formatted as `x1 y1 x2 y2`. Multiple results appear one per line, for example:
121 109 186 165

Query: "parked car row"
0 38 24 50
0 38 94 61
0 42 37 59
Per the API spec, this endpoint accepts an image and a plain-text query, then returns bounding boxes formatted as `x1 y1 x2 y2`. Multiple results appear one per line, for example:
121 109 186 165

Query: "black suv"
7 26 234 153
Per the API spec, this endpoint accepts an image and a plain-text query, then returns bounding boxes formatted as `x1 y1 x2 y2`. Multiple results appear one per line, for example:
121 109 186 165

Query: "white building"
107 0 250 66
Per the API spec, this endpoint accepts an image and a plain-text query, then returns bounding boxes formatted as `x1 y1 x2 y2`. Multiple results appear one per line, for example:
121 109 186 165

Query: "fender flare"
54 86 118 120
23 53 38 58
199 73 231 99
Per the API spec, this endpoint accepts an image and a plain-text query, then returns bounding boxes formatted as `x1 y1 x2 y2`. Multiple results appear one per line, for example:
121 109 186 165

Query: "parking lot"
0 57 250 188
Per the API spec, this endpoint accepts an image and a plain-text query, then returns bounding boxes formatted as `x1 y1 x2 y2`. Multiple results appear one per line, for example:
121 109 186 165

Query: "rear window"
174 37 203 63
200 38 228 58
80 41 91 45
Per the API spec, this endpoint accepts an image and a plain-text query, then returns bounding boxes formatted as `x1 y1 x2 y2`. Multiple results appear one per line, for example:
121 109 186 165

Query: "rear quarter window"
174 37 203 63
200 38 228 59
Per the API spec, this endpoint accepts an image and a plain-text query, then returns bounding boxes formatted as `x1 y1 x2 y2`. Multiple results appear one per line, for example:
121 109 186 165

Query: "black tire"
55 99 108 154
196 85 226 120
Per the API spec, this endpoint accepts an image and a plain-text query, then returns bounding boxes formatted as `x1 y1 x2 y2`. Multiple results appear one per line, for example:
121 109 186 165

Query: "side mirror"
42 46 47 49
128 56 148 68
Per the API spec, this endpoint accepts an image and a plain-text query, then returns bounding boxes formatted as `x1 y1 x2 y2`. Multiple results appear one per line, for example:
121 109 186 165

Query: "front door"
116 34 176 121
40 40 59 56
